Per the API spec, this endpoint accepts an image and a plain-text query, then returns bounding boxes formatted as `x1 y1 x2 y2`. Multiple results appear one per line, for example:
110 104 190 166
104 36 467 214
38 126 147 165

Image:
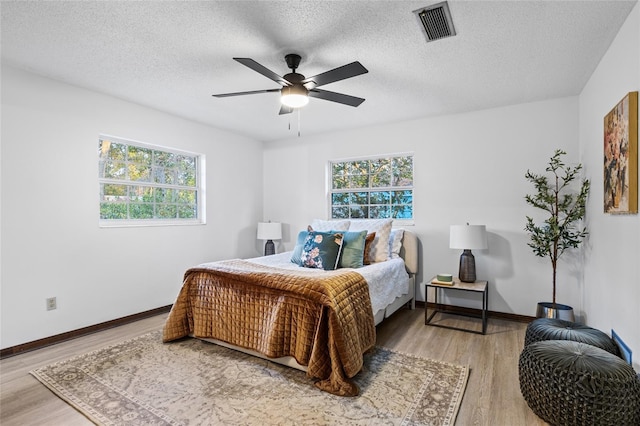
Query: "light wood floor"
1 308 547 425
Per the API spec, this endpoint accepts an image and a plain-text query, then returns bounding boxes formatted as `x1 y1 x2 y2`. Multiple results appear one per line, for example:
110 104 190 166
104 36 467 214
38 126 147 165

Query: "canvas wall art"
604 91 638 214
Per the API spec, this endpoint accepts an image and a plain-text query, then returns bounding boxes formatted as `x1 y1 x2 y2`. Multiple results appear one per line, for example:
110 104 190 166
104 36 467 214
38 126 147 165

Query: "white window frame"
98 134 206 228
327 152 414 225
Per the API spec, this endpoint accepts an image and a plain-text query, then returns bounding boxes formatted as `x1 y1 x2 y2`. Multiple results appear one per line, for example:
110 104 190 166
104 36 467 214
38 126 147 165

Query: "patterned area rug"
31 330 469 425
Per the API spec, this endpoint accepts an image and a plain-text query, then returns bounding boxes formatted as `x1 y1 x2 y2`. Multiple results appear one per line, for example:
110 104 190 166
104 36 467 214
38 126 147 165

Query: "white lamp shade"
257 222 282 240
450 224 488 250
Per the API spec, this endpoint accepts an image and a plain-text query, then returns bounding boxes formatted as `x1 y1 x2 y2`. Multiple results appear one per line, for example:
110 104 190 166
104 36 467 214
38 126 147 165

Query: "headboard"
399 230 418 276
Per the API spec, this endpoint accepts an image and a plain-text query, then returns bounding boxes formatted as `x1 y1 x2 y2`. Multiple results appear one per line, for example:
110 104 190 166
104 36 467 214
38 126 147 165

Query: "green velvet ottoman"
524 318 620 356
519 340 640 426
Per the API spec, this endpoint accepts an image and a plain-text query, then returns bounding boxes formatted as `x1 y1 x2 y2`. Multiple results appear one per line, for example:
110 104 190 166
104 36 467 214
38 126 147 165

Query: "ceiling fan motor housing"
283 72 305 84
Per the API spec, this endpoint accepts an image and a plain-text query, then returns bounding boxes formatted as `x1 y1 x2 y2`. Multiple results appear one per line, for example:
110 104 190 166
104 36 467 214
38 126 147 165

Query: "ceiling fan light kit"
213 53 368 115
280 85 309 108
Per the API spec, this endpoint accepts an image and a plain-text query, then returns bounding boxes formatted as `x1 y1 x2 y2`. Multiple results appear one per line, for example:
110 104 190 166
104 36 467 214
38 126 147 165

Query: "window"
98 135 204 226
330 154 413 220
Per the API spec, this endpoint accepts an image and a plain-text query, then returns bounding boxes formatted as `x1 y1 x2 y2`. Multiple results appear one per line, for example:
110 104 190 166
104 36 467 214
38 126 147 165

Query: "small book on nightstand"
431 278 455 286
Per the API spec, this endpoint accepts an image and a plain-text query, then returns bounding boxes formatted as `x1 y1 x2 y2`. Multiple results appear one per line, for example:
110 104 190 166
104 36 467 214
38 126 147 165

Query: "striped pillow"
348 219 393 263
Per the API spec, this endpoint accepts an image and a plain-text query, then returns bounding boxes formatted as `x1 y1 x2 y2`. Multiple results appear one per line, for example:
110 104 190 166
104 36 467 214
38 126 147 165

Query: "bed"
163 221 418 396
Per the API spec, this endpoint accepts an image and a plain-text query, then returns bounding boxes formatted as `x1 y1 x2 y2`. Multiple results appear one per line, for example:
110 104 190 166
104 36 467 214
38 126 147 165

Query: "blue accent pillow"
290 230 309 266
334 230 367 269
300 231 344 270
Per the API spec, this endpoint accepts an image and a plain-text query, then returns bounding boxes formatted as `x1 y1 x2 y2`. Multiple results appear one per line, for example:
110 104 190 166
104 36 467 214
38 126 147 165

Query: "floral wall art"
604 91 638 214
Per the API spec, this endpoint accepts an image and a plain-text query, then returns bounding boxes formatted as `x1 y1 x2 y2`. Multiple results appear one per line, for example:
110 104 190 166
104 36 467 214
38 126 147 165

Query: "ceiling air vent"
414 1 456 42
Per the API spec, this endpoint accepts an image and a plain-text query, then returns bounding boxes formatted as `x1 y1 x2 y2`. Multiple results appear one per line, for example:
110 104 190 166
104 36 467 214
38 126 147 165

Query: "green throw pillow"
334 230 367 268
300 231 344 270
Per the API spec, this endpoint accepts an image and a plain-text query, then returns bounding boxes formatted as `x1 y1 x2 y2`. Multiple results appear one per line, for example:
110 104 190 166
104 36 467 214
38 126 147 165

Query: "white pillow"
389 228 405 259
348 218 393 263
310 219 350 232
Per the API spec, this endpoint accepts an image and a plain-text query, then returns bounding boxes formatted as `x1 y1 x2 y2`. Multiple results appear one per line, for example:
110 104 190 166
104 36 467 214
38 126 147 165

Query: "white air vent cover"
414 2 456 42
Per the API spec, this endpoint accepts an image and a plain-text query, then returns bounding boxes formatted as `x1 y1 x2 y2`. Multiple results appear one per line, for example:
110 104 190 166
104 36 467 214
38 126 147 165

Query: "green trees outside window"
330 155 413 220
98 136 202 224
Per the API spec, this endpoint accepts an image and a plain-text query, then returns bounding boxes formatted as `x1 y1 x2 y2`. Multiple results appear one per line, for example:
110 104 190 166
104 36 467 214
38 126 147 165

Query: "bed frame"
198 230 419 372
373 229 418 324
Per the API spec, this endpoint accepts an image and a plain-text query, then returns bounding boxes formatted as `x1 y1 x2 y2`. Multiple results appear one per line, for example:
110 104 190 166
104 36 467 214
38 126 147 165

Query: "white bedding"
246 251 410 314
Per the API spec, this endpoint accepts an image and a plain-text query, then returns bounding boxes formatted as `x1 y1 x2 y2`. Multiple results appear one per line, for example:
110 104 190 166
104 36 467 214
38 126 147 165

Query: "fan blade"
302 61 368 89
234 58 291 86
279 105 293 115
308 89 365 107
212 88 280 98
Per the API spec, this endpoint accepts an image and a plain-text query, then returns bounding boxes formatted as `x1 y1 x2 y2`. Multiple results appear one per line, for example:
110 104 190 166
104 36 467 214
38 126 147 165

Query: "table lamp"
450 224 488 282
257 222 282 256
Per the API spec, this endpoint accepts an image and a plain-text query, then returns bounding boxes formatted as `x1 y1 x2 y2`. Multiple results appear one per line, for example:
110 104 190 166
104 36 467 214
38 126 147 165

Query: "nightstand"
425 277 488 334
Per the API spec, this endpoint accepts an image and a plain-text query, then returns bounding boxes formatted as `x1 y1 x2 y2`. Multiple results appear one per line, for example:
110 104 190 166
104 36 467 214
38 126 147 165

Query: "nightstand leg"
482 286 488 334
425 286 439 325
424 288 427 325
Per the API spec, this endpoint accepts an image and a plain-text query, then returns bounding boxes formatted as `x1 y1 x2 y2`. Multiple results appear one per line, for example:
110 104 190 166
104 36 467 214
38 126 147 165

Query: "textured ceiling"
1 1 636 142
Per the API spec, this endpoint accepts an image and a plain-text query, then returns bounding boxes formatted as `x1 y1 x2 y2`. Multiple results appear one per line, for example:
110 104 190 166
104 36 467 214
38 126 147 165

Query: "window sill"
99 219 205 228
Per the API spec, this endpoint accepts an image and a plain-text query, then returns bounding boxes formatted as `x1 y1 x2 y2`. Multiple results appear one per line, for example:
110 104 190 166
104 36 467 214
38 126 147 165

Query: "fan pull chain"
286 111 301 136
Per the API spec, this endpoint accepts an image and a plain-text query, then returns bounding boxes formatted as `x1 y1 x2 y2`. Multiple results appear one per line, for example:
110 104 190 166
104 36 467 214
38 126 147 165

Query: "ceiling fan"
212 54 368 115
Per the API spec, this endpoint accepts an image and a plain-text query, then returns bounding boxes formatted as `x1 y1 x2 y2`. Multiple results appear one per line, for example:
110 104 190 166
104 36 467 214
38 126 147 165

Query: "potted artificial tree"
524 149 590 322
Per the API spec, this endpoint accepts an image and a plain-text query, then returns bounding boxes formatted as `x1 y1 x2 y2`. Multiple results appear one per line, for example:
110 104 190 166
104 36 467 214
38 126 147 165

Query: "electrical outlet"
46 297 57 311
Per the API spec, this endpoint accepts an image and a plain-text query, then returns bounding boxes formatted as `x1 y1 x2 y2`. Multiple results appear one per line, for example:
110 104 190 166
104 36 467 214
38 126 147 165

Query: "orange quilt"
162 259 376 396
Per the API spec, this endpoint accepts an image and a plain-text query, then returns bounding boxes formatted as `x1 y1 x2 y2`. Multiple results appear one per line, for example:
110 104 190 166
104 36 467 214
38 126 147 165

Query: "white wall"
0 65 264 349
579 3 639 371
263 96 581 316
